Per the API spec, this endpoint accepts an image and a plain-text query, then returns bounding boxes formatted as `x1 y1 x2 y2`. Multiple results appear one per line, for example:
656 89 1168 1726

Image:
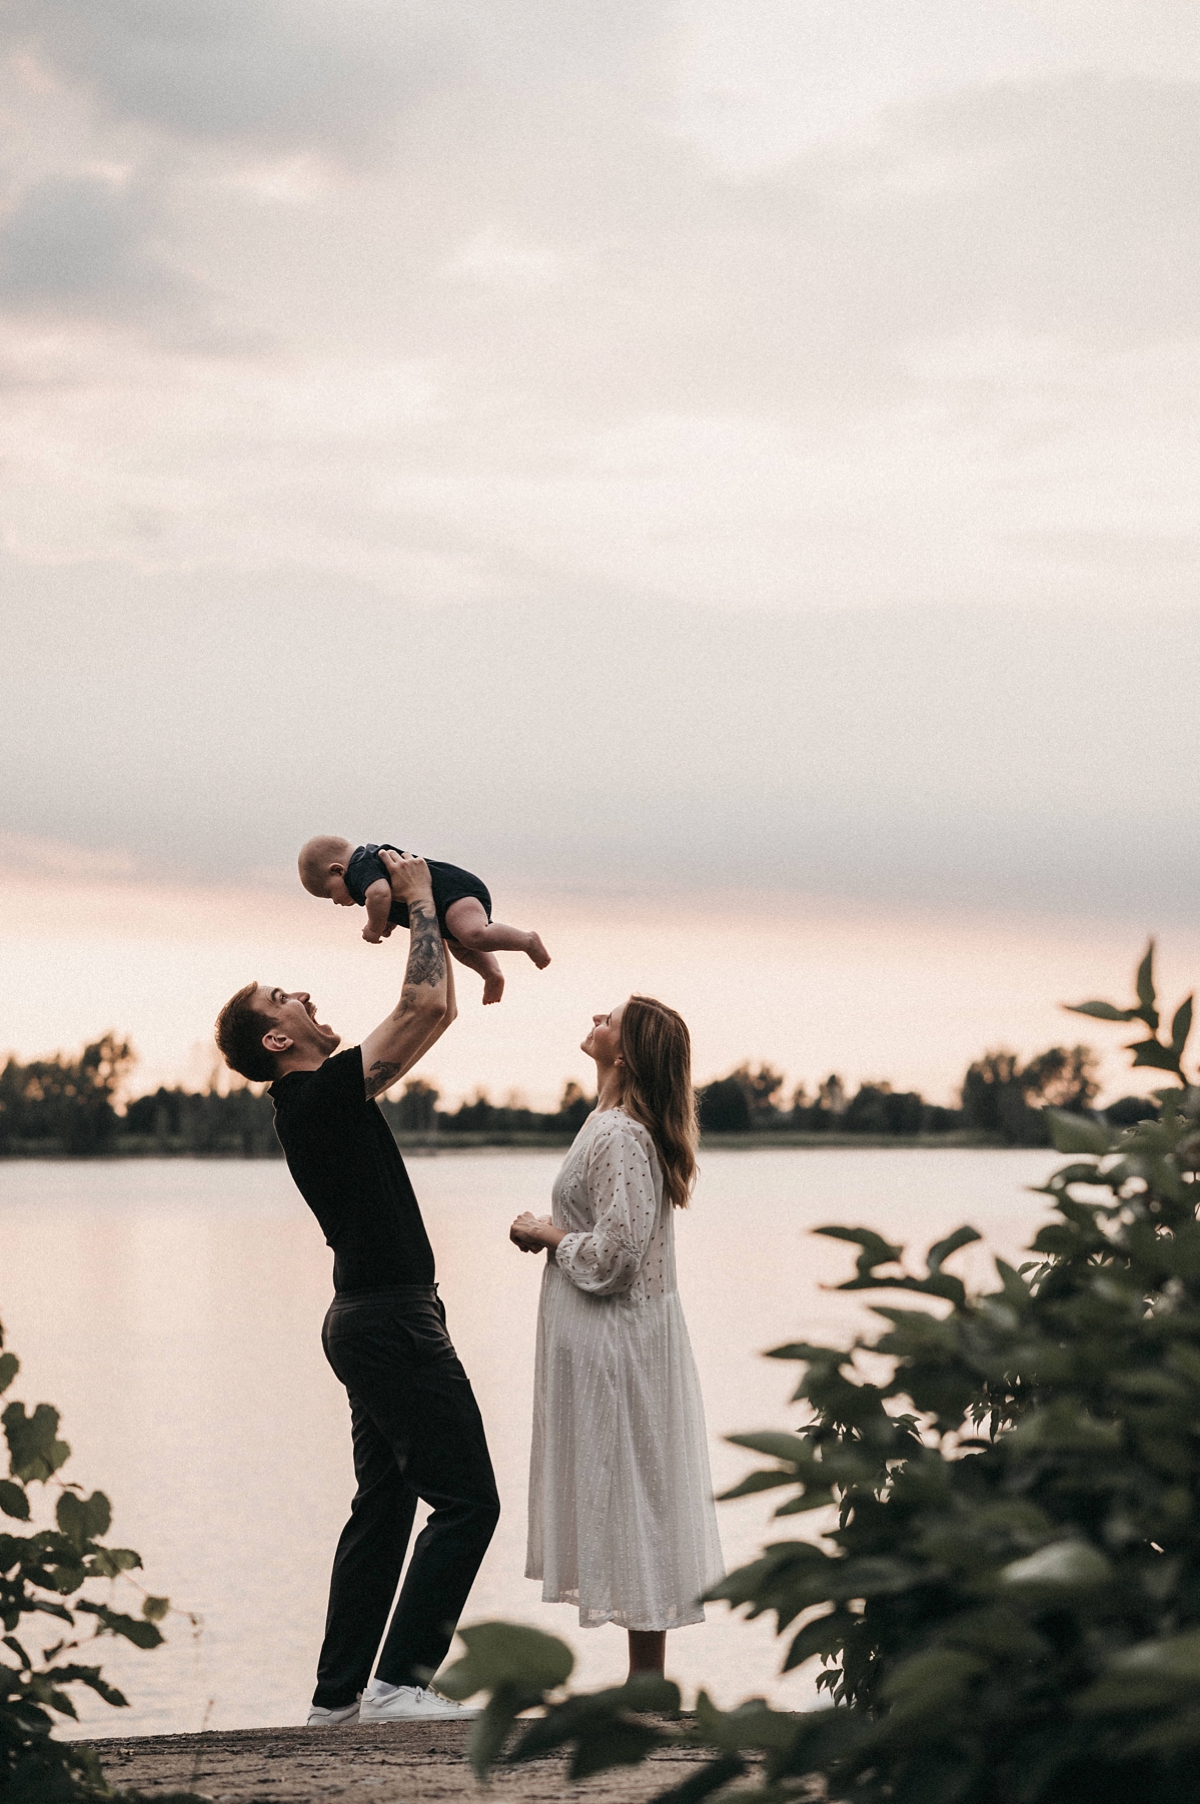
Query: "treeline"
0 1035 282 1158
0 1040 598 1157
0 1035 1159 1158
696 1043 1158 1144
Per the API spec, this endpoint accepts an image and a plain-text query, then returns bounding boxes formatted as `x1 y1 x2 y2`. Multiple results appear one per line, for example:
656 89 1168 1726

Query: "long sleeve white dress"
525 1107 725 1630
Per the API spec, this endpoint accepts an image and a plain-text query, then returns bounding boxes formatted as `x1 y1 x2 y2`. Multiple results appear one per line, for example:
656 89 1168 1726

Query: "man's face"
257 986 341 1065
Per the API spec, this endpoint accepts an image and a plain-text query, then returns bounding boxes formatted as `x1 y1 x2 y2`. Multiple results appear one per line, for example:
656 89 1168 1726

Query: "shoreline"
0 1129 1023 1160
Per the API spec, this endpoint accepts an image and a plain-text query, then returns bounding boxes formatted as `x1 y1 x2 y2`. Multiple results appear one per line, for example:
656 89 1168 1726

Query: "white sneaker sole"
359 1702 478 1722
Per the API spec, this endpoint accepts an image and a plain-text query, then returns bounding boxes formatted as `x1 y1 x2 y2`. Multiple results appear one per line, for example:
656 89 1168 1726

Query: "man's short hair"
215 982 278 1083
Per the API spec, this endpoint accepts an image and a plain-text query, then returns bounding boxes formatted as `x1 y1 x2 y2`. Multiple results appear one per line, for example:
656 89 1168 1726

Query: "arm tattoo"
403 903 446 989
366 1058 403 1099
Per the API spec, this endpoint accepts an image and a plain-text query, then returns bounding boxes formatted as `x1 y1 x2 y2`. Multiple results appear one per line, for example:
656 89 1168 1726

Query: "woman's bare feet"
525 932 551 969
482 968 505 1005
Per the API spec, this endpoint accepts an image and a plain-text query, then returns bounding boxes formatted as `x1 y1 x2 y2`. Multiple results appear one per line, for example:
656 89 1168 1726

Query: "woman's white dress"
526 1107 725 1630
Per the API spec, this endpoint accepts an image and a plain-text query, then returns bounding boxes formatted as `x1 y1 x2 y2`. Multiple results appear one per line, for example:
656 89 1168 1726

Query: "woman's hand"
510 1213 565 1253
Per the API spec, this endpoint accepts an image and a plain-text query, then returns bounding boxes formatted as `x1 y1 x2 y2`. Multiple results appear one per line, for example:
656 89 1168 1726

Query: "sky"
1 0 1198 1107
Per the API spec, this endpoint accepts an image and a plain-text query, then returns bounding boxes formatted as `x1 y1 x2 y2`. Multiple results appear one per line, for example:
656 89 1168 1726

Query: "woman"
510 995 725 1679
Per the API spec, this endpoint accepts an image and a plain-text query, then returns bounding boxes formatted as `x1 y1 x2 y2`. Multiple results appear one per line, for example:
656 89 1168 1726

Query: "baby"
298 835 550 1006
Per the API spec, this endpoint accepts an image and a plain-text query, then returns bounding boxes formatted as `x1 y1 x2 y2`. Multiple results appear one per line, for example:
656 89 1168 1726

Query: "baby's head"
298 834 356 905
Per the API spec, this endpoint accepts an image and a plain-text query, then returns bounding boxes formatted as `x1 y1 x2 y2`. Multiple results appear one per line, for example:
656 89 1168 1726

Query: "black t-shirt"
269 1046 435 1294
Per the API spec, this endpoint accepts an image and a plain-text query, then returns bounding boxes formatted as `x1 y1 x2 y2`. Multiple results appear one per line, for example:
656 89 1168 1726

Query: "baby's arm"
362 878 395 944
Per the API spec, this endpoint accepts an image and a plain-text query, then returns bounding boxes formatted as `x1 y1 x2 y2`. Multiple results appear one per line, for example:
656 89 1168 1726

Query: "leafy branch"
0 1320 200 1804
1066 937 1194 1084
436 945 1200 1804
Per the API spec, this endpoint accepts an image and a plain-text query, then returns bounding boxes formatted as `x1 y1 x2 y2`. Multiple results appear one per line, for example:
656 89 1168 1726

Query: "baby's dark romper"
344 844 493 936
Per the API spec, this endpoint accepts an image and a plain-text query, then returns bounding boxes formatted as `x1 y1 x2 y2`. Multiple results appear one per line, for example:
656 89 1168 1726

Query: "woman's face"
581 1000 626 1068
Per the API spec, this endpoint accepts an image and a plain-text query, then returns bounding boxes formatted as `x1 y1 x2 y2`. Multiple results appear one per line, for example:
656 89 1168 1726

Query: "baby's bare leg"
447 937 505 1006
444 898 550 969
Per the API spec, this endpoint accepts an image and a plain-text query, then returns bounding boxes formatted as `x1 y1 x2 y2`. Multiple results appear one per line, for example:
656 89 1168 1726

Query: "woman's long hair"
618 995 698 1209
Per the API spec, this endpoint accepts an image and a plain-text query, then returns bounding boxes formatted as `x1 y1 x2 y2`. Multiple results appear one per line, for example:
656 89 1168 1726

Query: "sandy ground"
91 1721 767 1804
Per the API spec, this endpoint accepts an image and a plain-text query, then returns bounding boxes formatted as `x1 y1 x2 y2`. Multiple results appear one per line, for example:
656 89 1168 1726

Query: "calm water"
2 1148 1059 1737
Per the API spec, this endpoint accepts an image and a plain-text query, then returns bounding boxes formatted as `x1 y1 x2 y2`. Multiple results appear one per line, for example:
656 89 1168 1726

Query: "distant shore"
0 1128 1010 1159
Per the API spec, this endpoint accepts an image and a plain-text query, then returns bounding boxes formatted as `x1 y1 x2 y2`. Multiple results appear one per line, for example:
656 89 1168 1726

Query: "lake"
2 1147 1060 1738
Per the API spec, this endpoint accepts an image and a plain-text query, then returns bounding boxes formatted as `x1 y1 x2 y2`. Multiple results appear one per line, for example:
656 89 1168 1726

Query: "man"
215 850 499 1725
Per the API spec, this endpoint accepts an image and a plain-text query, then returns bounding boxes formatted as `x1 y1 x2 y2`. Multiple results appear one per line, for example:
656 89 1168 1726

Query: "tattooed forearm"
365 1058 403 1099
403 902 446 990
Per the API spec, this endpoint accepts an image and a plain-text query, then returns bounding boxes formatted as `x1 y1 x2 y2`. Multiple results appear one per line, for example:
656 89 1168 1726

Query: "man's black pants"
312 1285 500 1708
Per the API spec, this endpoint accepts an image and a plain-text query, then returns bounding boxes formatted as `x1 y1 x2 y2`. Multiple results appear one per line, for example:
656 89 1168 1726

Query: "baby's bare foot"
483 970 505 1005
525 932 551 969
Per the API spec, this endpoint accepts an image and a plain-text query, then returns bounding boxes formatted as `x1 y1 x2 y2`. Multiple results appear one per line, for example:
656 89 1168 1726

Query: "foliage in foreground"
440 944 1200 1802
0 1322 189 1804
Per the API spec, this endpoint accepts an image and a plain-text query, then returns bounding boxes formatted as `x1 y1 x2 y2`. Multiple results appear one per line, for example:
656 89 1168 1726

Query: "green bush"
438 943 1200 1803
0 1321 190 1803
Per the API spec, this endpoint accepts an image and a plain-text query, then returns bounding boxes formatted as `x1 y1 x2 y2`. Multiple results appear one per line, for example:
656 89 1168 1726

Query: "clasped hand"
511 1211 552 1253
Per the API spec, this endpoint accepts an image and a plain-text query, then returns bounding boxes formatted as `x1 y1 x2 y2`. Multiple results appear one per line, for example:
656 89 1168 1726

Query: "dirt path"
93 1721 729 1804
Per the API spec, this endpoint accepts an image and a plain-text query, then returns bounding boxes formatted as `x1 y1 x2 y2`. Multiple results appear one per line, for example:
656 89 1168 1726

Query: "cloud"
0 0 661 158
0 0 448 154
0 0 1195 932
0 175 192 315
1 560 1195 921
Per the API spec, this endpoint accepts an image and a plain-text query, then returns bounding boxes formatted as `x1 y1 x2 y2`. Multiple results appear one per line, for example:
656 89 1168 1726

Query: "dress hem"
536 1586 707 1631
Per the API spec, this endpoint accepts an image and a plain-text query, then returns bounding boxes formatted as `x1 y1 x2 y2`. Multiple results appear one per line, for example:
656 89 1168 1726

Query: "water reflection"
2 1148 1055 1736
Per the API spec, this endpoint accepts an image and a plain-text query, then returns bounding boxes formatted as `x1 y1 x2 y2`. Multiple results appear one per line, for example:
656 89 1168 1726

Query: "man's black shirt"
270 1046 435 1294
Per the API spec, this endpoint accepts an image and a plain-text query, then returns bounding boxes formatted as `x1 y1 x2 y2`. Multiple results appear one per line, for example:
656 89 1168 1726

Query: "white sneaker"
358 1686 478 1722
306 1698 360 1725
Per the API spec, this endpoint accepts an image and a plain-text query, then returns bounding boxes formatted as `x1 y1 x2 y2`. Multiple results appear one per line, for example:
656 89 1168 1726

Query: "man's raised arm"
359 851 456 1099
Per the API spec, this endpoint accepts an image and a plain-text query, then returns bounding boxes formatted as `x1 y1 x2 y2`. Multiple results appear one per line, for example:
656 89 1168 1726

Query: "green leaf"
774 1488 834 1516
568 1715 665 1782
621 1674 681 1714
927 1226 982 1272
783 1611 850 1672
1076 1630 1200 1715
142 1595 170 1623
1043 1109 1110 1154
1127 1038 1183 1074
763 1343 847 1365
815 1226 904 1281
75 1601 164 1649
1136 940 1160 1028
879 1647 988 1720
508 1679 679 1781
81 1490 111 1541
725 1432 808 1463
646 1751 747 1803
60 1666 129 1709
3 1402 70 1483
1065 1000 1140 1022
0 1480 29 1521
1172 995 1194 1060
86 1546 142 1578
56 1493 87 1550
0 1354 18 1395
693 1690 799 1752
999 1540 1113 1593
994 1260 1031 1310
464 1684 537 1779
437 1620 574 1701
717 1470 802 1501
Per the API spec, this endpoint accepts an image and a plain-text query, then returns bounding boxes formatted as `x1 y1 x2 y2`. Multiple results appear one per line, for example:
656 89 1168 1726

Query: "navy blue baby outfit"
344 844 492 937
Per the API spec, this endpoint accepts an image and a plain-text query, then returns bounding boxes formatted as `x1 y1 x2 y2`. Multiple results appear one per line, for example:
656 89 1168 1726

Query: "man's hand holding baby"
362 850 431 944
379 847 430 890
